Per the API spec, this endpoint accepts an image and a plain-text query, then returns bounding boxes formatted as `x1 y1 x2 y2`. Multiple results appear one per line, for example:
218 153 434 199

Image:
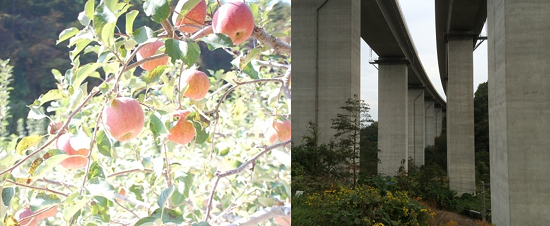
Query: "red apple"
136 40 169 71
264 127 278 144
16 207 38 226
167 110 196 145
265 119 291 144
102 97 145 141
172 0 207 33
212 0 255 45
55 134 89 170
36 205 57 220
273 119 291 142
180 69 209 100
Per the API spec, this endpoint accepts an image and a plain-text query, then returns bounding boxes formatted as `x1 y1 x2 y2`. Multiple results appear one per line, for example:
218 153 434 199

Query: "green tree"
360 121 379 175
331 94 373 186
474 82 489 183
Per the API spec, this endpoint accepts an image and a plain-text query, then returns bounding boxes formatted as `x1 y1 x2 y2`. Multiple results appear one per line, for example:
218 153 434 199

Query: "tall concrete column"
434 106 443 136
408 88 425 166
377 60 408 175
447 35 475 195
425 99 435 146
292 0 361 144
488 0 550 225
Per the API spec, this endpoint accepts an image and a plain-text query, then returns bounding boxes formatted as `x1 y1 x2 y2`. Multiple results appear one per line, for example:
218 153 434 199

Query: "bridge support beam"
425 99 435 147
292 0 361 144
488 0 550 225
447 35 476 195
408 88 425 166
378 60 408 175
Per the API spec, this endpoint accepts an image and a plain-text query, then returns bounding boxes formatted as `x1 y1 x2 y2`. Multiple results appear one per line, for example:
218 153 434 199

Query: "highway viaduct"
293 0 550 225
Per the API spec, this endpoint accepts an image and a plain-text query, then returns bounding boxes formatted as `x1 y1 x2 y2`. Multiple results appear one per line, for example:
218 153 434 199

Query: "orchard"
0 0 290 225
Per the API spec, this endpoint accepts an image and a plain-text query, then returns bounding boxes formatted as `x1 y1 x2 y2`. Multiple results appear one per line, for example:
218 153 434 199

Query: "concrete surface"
425 99 435 146
447 36 476 195
408 88 425 166
378 61 408 175
292 0 361 145
488 0 550 225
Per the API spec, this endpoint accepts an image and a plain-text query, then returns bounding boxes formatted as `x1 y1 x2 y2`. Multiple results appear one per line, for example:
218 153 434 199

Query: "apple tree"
0 0 291 225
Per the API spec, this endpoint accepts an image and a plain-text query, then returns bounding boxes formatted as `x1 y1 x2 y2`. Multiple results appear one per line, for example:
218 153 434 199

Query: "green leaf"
91 196 111 222
96 130 112 158
16 135 43 155
2 187 15 207
88 162 105 180
86 178 116 201
150 208 183 224
37 89 67 106
27 106 47 120
78 11 91 26
57 27 80 45
143 65 168 84
134 216 157 226
240 48 261 68
258 197 274 207
84 0 95 20
94 2 117 47
30 193 61 212
134 26 154 44
174 0 202 21
192 222 210 226
243 60 261 79
157 187 174 208
143 0 171 23
201 33 234 50
73 63 101 90
192 121 208 144
63 196 89 221
125 10 139 35
149 113 167 139
129 184 145 202
165 39 201 67
33 154 70 180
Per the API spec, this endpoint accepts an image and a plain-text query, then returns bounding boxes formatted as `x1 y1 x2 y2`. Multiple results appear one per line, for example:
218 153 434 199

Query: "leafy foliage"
0 0 291 225
293 185 435 226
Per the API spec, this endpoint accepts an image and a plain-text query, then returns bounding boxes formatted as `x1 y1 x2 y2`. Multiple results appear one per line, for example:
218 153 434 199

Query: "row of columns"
377 60 445 175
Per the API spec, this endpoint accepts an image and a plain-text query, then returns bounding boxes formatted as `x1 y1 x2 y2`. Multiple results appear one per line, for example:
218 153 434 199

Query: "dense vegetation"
0 0 290 136
292 82 491 225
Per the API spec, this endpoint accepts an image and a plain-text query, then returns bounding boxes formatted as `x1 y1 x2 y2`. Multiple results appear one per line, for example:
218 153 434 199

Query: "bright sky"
361 0 488 121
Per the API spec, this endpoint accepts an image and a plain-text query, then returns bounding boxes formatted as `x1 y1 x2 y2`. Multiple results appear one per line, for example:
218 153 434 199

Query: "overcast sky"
361 0 488 121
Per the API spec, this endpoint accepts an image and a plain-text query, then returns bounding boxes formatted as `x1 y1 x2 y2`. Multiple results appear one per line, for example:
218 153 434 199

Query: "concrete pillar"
292 0 361 144
425 99 435 146
408 88 425 166
434 106 443 136
488 0 550 225
447 35 476 195
377 59 408 176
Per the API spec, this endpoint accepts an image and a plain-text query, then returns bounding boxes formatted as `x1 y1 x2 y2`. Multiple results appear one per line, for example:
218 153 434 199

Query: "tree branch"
223 204 291 226
251 26 291 56
204 140 290 220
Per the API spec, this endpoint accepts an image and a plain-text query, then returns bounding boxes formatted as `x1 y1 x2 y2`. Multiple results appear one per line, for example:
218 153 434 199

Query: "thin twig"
115 199 140 218
280 67 291 100
162 142 174 208
223 204 291 226
204 140 290 221
106 168 153 178
190 25 214 40
6 179 69 197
